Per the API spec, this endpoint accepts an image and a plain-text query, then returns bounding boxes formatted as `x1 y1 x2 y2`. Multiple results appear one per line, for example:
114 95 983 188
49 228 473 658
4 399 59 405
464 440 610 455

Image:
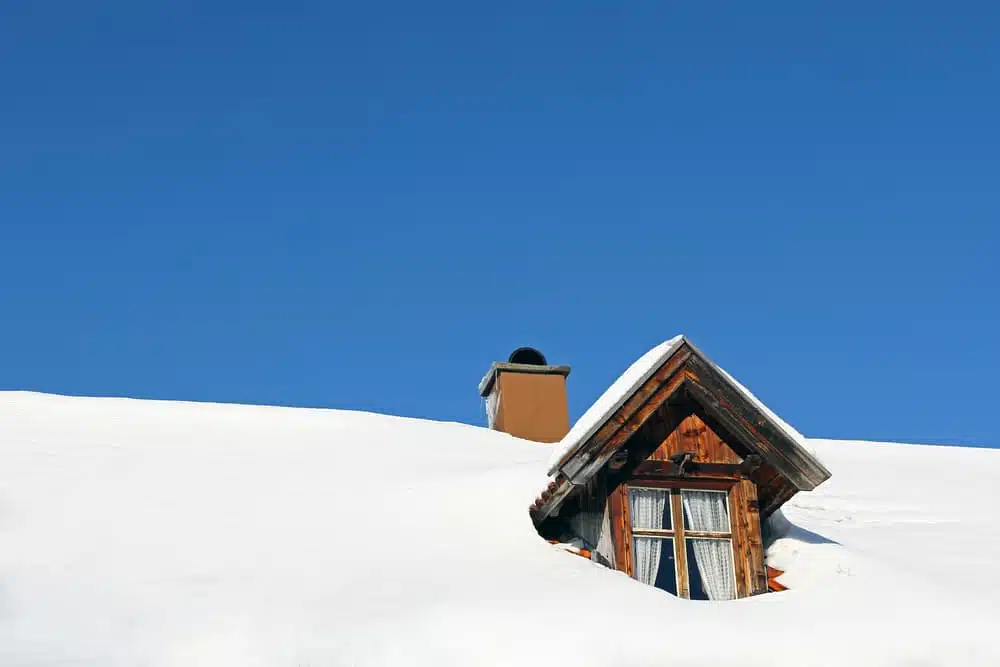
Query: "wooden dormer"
530 337 830 600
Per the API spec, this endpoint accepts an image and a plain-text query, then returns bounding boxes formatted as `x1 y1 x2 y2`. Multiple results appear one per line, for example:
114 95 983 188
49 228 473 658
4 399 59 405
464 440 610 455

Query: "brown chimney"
478 347 571 443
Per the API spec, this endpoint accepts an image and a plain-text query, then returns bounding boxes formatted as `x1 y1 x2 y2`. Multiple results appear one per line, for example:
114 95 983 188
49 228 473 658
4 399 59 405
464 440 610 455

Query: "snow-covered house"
481 337 830 600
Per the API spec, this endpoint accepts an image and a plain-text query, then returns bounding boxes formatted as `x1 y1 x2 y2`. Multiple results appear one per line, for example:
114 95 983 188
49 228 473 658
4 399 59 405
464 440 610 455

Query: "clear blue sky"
2 2 998 447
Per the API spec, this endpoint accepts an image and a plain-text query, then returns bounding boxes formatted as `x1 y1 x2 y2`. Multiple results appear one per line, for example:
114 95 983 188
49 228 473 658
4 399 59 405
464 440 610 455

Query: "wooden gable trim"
532 399 691 524
634 460 740 478
682 352 830 490
558 347 693 484
632 459 760 479
535 340 831 525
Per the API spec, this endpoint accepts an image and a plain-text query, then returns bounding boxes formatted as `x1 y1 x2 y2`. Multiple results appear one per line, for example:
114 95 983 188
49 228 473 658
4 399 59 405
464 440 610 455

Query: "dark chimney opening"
508 347 547 366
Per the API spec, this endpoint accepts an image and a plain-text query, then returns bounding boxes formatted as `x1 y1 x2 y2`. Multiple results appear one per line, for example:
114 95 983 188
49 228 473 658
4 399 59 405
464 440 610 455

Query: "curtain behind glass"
629 489 669 586
687 539 735 600
681 491 728 531
682 491 735 600
629 488 670 530
595 502 616 567
632 536 663 586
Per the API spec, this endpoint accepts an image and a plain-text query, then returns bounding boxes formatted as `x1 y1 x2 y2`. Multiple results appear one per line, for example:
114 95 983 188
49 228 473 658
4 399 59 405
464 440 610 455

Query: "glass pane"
686 539 736 601
681 490 729 532
628 487 671 530
632 537 677 595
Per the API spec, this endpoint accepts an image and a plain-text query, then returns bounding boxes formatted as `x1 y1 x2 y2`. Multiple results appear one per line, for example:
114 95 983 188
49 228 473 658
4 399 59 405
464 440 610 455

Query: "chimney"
478 347 571 443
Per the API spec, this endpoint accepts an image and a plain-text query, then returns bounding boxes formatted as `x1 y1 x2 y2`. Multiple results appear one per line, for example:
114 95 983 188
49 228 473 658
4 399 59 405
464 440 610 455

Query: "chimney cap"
508 347 547 365
478 347 570 397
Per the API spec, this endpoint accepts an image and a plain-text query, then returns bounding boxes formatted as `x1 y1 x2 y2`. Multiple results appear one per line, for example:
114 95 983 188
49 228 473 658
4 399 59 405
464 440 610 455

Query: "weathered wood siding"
647 413 742 465
609 482 631 575
729 479 768 596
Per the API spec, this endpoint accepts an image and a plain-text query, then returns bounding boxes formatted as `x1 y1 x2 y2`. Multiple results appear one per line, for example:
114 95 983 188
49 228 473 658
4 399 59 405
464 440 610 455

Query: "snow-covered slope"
1 391 998 666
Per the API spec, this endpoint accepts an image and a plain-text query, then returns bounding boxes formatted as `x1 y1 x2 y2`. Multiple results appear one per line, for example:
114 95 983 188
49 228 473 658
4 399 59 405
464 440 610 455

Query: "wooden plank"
633 460 743 478
684 354 830 490
742 479 768 595
590 373 691 467
687 380 809 518
650 413 743 464
627 477 736 491
585 347 693 454
531 477 575 523
671 491 689 599
600 401 694 486
728 481 751 598
568 392 690 489
686 379 804 484
690 414 742 464
609 483 631 575
558 348 692 481
631 529 732 539
680 530 732 539
758 479 798 518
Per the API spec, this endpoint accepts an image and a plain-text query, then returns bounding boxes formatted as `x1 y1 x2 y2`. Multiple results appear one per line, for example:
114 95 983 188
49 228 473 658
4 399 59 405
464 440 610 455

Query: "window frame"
623 480 738 600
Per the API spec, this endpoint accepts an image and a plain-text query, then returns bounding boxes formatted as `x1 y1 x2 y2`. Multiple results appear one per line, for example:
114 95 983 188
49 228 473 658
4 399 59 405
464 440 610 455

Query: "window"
627 486 736 600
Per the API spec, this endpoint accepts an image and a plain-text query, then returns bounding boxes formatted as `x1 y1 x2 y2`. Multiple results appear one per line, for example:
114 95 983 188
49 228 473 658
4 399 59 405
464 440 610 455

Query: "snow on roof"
547 335 684 472
2 391 999 665
548 335 808 476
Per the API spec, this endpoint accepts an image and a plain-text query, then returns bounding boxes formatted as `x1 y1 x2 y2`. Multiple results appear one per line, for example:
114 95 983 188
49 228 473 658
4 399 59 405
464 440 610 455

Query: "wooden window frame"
621 478 738 600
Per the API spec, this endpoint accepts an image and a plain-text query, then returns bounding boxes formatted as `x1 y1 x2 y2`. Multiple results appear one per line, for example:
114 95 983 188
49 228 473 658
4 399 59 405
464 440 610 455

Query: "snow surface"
2 391 1000 666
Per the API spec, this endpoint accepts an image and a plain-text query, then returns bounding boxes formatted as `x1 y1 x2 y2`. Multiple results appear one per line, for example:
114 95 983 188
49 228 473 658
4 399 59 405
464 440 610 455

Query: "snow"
2 390 1000 666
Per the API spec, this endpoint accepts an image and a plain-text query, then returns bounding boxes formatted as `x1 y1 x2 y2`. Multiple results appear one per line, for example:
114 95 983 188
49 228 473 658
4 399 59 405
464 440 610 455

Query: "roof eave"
539 337 831 522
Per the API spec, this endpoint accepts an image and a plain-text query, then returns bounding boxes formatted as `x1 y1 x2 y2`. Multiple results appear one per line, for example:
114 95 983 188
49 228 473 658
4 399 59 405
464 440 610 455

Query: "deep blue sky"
2 2 998 447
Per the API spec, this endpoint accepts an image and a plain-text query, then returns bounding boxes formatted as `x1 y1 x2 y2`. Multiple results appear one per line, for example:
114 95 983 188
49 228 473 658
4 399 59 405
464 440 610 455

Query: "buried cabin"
479 337 831 600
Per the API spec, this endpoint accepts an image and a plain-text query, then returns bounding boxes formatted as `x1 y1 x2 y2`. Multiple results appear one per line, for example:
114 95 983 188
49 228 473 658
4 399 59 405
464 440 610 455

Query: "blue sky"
1 2 998 447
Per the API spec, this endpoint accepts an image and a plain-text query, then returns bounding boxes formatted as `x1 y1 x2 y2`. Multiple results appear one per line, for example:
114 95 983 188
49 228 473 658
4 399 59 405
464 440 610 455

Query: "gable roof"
532 336 831 523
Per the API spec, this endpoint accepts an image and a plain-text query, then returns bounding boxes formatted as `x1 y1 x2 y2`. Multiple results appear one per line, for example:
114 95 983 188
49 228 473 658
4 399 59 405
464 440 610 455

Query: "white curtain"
682 492 735 600
687 540 735 600
632 537 663 586
682 491 729 532
595 502 616 568
629 488 669 530
567 507 616 568
629 489 668 585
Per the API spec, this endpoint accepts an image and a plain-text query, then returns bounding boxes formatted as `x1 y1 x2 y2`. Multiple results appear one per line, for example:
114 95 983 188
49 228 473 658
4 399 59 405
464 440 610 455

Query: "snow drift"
1 391 998 666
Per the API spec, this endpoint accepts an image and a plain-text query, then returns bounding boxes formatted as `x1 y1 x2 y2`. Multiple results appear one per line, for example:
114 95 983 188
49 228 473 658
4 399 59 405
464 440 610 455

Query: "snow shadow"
765 509 840 547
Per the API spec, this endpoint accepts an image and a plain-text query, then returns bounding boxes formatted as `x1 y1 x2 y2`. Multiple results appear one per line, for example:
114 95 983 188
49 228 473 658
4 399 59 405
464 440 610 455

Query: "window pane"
681 490 729 532
628 488 671 530
686 539 736 601
632 537 677 595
